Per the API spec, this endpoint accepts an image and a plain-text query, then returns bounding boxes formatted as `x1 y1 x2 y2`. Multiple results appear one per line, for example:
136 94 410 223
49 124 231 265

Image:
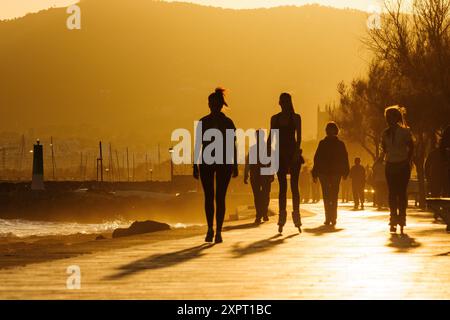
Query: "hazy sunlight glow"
1 0 414 20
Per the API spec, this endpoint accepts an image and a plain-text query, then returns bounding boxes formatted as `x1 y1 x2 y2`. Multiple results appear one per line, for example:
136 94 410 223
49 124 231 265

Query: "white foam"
0 219 131 238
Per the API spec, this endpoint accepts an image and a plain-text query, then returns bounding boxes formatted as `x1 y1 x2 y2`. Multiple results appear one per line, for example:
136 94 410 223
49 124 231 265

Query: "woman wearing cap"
381 106 414 235
193 88 238 243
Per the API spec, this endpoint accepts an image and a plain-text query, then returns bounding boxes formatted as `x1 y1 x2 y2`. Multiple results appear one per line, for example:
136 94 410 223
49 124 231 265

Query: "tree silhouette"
333 0 450 208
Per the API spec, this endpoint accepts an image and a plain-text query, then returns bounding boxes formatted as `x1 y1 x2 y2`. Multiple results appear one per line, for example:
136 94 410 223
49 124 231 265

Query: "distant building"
317 106 330 140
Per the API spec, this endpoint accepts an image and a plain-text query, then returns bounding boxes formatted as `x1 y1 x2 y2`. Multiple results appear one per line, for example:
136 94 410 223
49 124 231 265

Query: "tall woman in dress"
268 93 303 234
193 88 238 243
381 106 414 235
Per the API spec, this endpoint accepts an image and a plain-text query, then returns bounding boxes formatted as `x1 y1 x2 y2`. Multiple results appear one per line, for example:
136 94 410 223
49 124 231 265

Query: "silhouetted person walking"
300 166 311 203
268 93 303 234
311 177 321 203
341 177 351 203
425 147 446 197
193 88 238 243
312 122 350 226
381 106 414 235
244 130 273 224
372 157 387 210
350 157 366 210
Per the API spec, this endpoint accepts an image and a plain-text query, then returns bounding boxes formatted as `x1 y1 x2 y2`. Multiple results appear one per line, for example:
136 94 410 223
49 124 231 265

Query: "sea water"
0 219 130 238
0 219 200 238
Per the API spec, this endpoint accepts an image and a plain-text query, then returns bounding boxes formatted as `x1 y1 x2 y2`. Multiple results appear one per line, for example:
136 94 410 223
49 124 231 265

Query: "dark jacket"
244 143 272 179
312 136 350 178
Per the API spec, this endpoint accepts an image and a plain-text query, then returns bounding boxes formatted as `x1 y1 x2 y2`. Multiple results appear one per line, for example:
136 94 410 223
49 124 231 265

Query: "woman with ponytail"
381 106 414 235
193 88 238 243
268 93 304 234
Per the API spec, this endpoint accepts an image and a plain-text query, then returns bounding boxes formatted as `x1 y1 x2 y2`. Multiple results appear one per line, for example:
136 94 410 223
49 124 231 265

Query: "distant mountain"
0 0 370 143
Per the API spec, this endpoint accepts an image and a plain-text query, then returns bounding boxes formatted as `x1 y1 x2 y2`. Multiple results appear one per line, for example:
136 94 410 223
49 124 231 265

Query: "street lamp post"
168 147 174 182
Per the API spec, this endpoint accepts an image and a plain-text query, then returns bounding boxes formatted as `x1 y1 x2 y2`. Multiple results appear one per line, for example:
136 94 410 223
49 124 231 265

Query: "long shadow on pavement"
231 234 298 258
223 222 260 231
303 225 344 236
105 243 215 280
387 234 421 252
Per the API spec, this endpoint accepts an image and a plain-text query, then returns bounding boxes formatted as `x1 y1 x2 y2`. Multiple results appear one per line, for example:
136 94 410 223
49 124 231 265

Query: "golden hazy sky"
1 0 78 20
1 0 411 20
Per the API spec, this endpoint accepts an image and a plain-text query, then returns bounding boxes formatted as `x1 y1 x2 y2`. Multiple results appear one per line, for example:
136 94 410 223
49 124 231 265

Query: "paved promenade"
1 201 450 299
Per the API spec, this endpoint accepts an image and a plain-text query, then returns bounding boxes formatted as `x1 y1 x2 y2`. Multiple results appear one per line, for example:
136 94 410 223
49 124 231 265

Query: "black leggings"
277 164 301 227
200 164 233 232
385 161 411 227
